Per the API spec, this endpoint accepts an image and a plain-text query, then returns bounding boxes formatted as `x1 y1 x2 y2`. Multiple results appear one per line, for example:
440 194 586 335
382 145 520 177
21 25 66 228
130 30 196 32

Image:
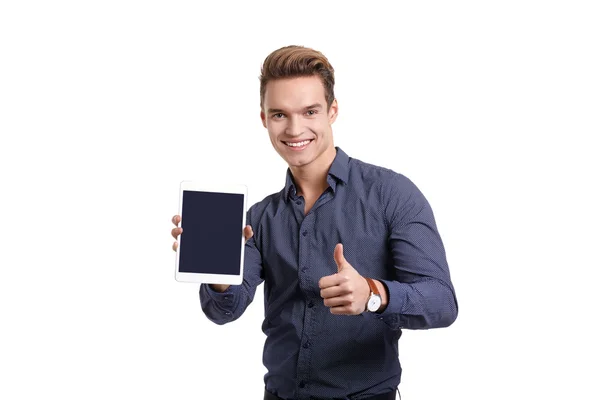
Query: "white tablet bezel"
175 180 247 284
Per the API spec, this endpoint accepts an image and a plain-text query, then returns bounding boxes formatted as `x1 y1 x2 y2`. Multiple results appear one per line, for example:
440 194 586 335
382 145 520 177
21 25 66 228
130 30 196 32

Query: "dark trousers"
264 389 398 400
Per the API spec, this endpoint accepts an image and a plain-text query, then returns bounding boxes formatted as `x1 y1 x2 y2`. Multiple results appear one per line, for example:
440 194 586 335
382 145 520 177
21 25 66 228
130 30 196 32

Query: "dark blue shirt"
200 147 458 400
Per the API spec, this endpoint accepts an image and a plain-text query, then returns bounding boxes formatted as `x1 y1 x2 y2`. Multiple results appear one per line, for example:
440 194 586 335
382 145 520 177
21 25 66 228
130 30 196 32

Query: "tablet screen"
179 190 244 275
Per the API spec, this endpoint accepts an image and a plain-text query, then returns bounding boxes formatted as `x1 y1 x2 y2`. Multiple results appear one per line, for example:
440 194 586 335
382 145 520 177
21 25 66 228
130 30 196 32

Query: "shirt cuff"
200 284 239 311
371 279 405 329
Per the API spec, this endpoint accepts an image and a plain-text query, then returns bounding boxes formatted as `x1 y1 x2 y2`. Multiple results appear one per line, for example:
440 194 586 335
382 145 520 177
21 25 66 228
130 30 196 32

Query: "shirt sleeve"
199 207 264 325
374 174 458 330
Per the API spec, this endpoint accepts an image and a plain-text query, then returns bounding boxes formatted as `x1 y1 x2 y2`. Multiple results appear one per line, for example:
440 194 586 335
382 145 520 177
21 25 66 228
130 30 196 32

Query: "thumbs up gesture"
318 243 371 315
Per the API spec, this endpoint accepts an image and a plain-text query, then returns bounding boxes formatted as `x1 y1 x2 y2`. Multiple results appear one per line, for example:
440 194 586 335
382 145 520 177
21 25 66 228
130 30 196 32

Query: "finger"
171 227 183 239
172 241 178 252
172 215 181 226
329 305 352 315
244 225 254 242
320 285 350 299
334 243 347 272
323 294 354 308
318 273 349 289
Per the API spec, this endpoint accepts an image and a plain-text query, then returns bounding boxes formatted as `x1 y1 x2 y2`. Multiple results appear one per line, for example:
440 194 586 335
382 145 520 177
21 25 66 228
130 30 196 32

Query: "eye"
306 110 317 116
273 113 285 119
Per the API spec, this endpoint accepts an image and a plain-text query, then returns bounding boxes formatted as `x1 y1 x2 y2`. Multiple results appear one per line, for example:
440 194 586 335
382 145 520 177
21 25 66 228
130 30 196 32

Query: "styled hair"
259 45 335 111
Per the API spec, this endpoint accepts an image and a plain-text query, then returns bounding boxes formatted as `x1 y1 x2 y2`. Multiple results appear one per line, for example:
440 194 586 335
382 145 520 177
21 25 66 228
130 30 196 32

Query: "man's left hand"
318 243 370 315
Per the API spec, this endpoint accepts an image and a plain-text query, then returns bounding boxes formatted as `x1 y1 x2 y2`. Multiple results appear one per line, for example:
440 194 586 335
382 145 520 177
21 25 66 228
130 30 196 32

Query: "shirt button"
299 381 306 388
302 230 308 236
301 267 308 273
296 200 302 205
303 341 310 349
307 301 314 308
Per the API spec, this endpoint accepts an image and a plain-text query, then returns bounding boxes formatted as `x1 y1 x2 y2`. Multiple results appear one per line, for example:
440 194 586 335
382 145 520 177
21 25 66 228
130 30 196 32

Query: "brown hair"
259 45 335 111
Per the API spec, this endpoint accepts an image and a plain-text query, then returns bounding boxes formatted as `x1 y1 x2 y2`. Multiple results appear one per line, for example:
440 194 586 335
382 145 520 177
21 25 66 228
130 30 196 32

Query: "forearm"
200 283 248 325
376 278 458 330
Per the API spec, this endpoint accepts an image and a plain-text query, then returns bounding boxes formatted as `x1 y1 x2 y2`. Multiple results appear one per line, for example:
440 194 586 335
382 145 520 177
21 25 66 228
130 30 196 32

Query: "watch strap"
365 277 380 296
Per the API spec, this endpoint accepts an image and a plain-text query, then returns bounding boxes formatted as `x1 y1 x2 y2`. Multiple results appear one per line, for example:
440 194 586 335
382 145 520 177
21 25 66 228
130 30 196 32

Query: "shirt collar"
283 146 350 202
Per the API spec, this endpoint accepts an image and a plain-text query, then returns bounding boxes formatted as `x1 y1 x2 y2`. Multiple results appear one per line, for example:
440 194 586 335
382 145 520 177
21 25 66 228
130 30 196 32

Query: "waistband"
264 388 397 400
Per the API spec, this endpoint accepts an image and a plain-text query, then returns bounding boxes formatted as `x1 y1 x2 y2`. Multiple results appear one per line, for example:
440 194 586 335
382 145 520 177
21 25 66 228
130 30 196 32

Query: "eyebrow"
303 103 323 111
267 103 324 114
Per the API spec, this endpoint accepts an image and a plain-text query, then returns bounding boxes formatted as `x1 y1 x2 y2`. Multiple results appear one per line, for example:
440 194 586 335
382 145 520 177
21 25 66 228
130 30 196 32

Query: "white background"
1 1 598 399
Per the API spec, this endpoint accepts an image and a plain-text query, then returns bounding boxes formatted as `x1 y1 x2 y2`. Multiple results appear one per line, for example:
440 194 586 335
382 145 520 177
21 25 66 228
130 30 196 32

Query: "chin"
283 156 309 168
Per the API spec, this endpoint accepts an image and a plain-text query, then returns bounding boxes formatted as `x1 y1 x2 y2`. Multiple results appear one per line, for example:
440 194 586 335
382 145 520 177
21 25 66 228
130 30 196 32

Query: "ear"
260 110 267 128
328 99 338 125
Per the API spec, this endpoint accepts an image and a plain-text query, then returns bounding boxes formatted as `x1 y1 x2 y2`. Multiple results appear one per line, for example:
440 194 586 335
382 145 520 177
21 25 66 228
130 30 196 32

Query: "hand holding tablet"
172 181 250 285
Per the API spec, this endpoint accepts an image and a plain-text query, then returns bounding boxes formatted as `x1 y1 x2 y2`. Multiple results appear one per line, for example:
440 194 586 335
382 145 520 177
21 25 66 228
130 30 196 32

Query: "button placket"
296 214 316 399
298 218 311 280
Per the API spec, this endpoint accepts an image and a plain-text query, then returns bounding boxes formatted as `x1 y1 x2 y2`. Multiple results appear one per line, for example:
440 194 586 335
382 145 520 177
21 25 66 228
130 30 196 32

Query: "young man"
171 45 458 400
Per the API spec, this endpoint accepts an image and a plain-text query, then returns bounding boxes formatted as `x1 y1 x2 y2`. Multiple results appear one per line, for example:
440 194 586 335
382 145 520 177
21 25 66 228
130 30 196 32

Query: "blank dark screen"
179 190 244 275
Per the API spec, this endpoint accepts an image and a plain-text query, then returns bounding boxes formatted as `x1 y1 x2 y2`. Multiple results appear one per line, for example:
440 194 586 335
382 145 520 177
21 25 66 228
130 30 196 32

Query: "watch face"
367 295 382 312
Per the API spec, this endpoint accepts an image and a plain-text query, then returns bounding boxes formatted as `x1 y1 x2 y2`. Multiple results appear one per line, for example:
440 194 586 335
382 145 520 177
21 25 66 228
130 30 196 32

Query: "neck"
289 146 337 198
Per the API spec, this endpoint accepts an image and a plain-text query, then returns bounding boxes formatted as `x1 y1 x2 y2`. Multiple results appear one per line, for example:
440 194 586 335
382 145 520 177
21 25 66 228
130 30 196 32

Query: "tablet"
175 181 247 284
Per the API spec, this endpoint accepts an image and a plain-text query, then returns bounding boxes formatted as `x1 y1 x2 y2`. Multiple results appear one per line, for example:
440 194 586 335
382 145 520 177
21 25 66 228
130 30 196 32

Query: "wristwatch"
365 277 382 312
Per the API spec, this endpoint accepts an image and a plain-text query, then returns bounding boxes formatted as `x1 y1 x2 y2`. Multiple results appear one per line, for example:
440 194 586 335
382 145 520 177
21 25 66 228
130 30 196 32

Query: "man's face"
261 76 338 169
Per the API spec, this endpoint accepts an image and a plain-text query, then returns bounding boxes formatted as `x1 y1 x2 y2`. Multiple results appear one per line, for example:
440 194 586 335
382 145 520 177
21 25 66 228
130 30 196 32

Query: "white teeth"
285 140 311 147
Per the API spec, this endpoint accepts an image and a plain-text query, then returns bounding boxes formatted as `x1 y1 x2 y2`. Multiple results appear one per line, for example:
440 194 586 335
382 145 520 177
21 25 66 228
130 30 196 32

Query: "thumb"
334 243 347 272
244 225 254 243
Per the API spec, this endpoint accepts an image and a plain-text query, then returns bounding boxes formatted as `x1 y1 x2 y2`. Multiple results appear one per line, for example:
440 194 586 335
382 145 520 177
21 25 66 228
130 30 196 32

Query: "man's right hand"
171 215 254 292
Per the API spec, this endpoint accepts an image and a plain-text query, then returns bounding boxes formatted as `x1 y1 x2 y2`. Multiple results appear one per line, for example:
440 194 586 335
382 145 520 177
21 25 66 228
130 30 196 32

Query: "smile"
284 139 313 148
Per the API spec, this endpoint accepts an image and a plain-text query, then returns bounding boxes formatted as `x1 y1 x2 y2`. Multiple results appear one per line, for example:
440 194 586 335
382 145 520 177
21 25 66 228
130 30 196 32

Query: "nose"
285 115 304 137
